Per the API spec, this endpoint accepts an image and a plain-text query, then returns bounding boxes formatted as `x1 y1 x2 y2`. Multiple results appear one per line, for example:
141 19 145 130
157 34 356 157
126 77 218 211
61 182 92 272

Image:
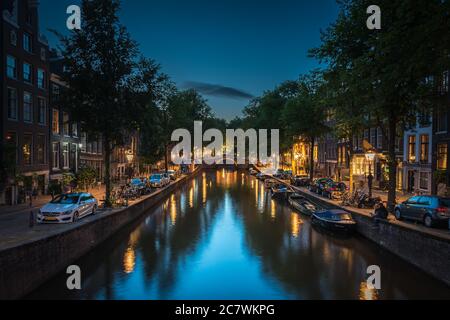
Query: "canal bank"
263 172 450 287
0 168 203 300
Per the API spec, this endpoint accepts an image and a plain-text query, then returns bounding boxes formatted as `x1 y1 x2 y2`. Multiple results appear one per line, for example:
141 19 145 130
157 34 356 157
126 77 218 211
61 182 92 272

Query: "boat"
264 179 277 189
288 193 318 216
311 209 356 234
270 184 293 200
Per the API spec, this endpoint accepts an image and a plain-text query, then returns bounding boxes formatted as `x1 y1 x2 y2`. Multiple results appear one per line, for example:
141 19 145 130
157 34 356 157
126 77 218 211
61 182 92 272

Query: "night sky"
39 0 340 120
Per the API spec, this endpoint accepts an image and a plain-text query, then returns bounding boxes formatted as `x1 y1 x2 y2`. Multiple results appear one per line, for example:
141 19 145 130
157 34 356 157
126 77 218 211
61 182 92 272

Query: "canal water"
29 169 450 300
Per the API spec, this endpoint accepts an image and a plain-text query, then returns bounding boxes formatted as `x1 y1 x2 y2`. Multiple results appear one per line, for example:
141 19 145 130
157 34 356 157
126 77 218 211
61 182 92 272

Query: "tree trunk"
104 136 112 207
387 114 397 213
164 143 169 173
309 136 315 182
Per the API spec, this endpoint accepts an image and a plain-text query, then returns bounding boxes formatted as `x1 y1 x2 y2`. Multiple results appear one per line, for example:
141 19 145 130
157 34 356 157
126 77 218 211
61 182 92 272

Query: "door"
79 195 90 216
402 196 421 219
414 196 431 221
407 171 415 193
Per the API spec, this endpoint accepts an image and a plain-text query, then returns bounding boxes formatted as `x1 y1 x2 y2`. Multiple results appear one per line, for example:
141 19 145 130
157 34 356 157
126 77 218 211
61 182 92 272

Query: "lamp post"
365 151 376 198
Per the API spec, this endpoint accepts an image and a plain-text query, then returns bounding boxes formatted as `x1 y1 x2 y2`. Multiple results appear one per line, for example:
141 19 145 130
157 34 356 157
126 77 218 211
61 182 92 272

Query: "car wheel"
423 215 434 228
394 209 402 221
92 205 97 215
73 211 79 222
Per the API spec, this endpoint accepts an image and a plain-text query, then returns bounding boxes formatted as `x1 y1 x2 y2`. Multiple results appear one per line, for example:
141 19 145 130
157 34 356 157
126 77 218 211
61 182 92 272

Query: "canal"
29 169 450 300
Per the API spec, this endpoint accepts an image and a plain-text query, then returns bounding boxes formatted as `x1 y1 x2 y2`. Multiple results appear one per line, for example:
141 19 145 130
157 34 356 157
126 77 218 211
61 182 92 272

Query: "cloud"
183 81 254 100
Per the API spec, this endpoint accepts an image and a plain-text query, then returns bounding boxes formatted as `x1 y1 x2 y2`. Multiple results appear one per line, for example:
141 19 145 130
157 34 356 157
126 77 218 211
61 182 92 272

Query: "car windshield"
439 198 450 207
151 174 161 179
131 179 141 184
51 194 80 204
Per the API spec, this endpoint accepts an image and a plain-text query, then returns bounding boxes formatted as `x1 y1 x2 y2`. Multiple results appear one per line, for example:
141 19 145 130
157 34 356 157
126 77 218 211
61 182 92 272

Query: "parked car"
38 193 98 224
130 178 147 195
394 196 450 228
322 182 348 200
309 178 333 195
167 170 179 181
291 175 310 187
149 173 170 188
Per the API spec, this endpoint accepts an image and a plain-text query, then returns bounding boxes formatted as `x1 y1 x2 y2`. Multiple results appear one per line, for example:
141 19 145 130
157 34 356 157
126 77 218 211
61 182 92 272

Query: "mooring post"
29 210 35 228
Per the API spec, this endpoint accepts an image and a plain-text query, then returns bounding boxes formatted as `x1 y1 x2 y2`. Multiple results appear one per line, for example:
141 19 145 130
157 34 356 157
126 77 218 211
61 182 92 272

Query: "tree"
55 0 160 206
76 166 98 191
310 0 450 210
281 71 329 181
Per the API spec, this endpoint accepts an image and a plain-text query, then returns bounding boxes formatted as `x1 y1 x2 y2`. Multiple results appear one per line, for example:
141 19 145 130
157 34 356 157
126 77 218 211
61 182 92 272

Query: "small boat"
288 193 318 216
311 209 356 234
271 184 293 200
264 179 277 189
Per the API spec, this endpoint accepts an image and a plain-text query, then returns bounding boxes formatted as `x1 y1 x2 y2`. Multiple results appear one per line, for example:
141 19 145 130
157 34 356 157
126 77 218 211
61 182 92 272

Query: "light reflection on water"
29 170 450 300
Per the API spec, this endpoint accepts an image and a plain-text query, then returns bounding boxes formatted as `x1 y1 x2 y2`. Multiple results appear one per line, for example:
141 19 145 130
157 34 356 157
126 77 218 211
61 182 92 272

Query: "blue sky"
39 0 340 120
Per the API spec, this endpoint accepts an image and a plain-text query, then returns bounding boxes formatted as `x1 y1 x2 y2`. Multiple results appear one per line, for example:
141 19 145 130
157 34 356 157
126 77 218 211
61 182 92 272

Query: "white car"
149 173 170 188
37 193 98 224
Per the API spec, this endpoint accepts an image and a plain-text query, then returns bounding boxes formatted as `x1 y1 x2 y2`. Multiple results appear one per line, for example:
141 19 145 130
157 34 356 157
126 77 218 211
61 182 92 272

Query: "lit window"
63 143 69 168
52 109 59 134
23 134 32 165
36 135 46 164
63 112 70 136
437 143 448 170
408 136 416 162
419 135 429 163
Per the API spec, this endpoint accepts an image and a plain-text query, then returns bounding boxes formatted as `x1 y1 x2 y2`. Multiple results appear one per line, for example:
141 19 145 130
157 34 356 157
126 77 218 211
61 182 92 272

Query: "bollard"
29 210 35 228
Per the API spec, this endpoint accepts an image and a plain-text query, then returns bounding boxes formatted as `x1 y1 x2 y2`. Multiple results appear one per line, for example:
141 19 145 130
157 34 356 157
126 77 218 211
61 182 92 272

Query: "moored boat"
311 209 356 234
288 193 318 216
270 184 293 200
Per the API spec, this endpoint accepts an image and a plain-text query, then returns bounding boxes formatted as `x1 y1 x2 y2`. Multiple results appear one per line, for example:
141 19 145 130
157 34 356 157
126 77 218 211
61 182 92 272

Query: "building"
48 55 81 186
336 137 350 182
432 71 450 195
80 133 104 183
1 0 50 205
351 126 403 192
111 132 139 182
402 114 433 194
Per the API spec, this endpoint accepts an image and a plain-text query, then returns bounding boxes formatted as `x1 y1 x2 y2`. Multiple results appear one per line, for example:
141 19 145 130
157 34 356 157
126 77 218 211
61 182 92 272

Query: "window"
5 132 18 164
40 48 46 61
7 55 17 79
37 69 45 89
377 128 383 149
419 135 429 163
419 172 429 191
23 33 32 53
436 110 448 133
442 71 449 94
63 112 70 136
62 143 69 168
370 128 376 148
23 92 33 123
70 144 77 170
52 109 60 134
52 143 60 169
7 88 18 120
437 143 448 170
23 134 33 165
10 30 17 46
23 62 32 83
38 98 46 125
36 135 46 164
72 123 78 137
52 84 60 97
407 136 416 162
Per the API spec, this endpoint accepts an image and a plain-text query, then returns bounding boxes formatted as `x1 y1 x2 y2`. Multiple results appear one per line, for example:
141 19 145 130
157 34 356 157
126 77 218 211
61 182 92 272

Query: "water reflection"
29 170 450 300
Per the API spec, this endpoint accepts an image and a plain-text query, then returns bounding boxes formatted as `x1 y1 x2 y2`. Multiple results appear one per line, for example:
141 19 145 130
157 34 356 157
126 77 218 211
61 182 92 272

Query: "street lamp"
365 151 376 197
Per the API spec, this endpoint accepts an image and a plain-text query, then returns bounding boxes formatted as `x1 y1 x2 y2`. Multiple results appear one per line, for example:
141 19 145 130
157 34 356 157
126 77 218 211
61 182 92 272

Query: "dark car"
322 182 348 200
394 196 450 228
309 178 333 195
291 175 310 187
